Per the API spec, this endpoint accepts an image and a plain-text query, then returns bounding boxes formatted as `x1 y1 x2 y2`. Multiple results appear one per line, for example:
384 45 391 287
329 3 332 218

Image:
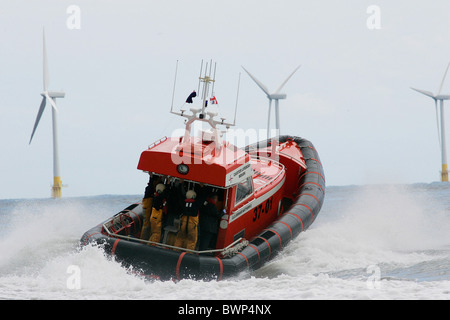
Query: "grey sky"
1 0 450 199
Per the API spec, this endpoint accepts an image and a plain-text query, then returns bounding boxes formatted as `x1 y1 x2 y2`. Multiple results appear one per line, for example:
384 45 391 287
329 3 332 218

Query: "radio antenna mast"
170 60 179 113
230 72 241 128
170 60 238 138
212 62 217 96
197 59 203 94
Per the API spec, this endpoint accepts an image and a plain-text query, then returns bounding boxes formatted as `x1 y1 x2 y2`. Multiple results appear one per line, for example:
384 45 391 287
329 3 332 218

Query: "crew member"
173 190 200 251
198 193 223 251
148 183 166 244
140 174 159 241
164 179 185 245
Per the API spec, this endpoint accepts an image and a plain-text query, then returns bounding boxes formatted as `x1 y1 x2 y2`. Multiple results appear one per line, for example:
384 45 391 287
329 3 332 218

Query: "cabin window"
235 176 253 204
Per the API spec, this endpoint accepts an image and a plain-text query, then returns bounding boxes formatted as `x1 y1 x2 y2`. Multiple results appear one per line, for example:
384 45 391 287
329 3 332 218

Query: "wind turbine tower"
29 30 66 198
242 66 300 139
411 62 449 182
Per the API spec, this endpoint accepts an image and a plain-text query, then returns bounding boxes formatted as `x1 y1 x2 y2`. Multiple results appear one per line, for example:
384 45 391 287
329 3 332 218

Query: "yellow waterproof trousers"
140 198 153 240
173 215 198 250
148 207 163 244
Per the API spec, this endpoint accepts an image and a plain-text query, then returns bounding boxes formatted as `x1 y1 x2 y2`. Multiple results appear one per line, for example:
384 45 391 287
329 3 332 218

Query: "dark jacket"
199 198 223 234
143 176 157 199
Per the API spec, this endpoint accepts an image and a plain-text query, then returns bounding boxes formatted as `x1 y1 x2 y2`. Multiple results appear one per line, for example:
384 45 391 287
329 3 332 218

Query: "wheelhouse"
137 132 287 253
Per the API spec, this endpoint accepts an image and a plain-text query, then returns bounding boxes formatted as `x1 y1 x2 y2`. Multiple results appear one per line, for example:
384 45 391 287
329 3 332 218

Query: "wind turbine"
242 66 300 139
411 61 450 182
29 30 66 198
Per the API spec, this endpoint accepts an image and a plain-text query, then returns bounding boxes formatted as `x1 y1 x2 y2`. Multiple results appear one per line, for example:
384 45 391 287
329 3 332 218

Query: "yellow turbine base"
442 164 449 182
52 176 62 198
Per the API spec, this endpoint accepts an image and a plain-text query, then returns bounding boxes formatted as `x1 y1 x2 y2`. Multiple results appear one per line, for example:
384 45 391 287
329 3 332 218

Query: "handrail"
148 136 168 150
249 155 285 194
102 221 244 255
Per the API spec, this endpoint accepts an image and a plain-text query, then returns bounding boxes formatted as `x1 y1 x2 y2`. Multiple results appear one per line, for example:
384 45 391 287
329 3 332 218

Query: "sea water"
0 184 449 300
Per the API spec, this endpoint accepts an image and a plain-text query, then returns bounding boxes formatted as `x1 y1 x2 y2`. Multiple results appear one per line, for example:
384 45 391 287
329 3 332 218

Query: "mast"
440 100 448 181
51 104 62 198
170 60 239 148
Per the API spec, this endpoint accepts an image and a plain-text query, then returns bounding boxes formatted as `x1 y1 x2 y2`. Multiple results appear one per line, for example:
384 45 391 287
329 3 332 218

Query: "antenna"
202 60 208 100
212 62 217 96
232 72 241 127
169 60 239 149
208 59 213 77
199 60 216 118
170 60 179 113
197 59 203 94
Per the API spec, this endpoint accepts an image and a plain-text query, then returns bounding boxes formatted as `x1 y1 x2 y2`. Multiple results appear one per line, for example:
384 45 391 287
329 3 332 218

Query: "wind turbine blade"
437 61 450 95
275 65 301 93
410 87 436 99
241 66 270 96
29 96 46 144
43 29 49 91
45 93 59 112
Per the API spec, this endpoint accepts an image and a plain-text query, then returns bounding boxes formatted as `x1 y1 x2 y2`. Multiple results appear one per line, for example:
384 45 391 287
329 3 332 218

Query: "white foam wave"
255 184 450 279
0 186 448 300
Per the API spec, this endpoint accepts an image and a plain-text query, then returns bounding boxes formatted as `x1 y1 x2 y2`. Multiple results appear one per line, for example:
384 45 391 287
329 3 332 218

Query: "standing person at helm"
173 189 200 251
148 183 166 244
199 192 223 251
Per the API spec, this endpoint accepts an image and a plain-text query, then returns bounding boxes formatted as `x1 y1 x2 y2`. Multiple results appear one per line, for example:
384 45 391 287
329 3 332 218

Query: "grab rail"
148 136 168 149
102 221 245 255
250 155 285 194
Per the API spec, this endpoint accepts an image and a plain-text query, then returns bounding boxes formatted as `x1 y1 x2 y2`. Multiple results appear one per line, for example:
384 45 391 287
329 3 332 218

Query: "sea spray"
254 184 450 279
0 196 138 275
0 186 448 299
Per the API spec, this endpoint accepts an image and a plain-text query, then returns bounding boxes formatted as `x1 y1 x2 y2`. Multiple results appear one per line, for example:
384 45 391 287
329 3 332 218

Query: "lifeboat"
80 63 325 280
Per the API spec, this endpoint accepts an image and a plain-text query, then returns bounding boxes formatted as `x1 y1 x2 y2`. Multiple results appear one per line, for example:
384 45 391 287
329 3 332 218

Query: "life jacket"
183 198 198 217
180 198 198 233
152 191 167 213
